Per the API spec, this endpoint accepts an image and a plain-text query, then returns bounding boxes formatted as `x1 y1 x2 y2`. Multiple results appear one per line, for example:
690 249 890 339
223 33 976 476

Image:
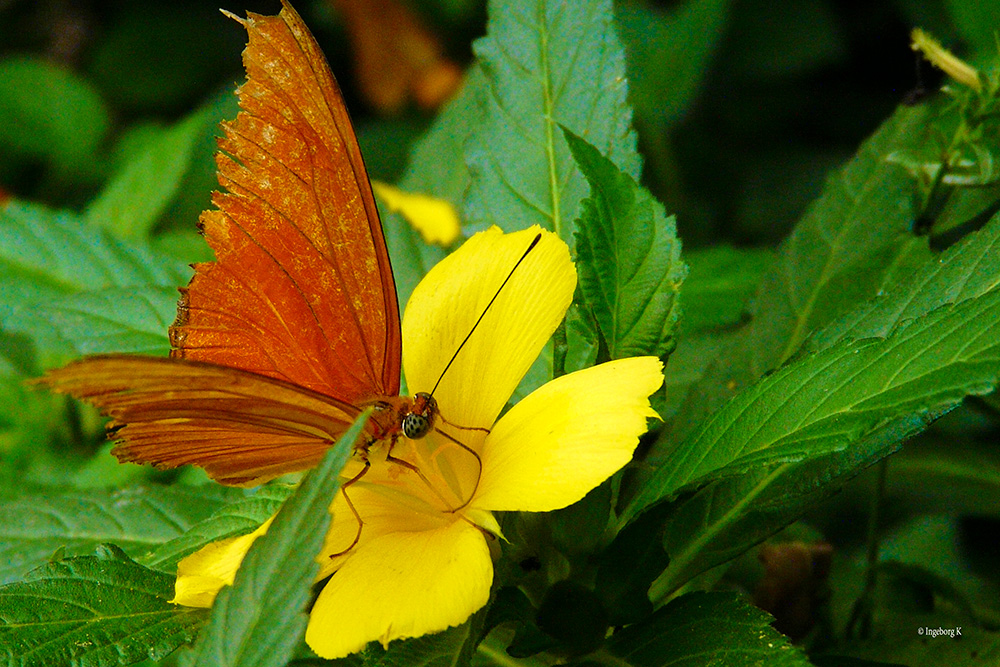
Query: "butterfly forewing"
170 3 401 402
36 2 404 485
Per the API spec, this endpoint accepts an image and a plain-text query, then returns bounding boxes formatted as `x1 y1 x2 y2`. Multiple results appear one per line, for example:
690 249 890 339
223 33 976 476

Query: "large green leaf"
0 544 206 667
811 211 1000 349
464 0 640 243
185 415 366 667
0 202 188 321
657 105 932 449
85 109 211 239
628 213 1000 595
569 130 685 360
626 287 1000 523
0 485 242 585
6 285 178 359
598 591 811 667
647 426 909 600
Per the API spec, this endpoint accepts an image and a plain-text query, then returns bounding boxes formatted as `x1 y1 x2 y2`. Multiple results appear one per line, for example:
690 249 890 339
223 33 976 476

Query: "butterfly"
38 1 436 486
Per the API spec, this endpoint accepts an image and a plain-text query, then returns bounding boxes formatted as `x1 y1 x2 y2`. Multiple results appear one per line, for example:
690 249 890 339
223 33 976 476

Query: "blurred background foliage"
3 0 989 248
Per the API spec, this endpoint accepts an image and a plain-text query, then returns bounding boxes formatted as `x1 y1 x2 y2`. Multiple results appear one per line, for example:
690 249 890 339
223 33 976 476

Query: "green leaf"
0 202 188 321
635 213 1000 597
811 211 1000 350
85 109 211 239
6 286 178 359
600 591 811 667
626 288 1000 524
0 485 243 585
680 246 772 333
143 485 293 573
0 57 110 175
647 424 910 600
186 415 366 667
370 621 481 667
464 0 640 243
0 544 207 667
618 0 730 132
659 105 932 449
568 129 686 360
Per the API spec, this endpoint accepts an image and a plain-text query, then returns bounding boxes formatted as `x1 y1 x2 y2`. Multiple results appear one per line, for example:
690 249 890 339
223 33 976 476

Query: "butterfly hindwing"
39 356 363 485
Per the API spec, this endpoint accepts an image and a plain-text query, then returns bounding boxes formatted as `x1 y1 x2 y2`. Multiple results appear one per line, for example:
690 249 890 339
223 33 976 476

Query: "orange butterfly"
38 1 433 486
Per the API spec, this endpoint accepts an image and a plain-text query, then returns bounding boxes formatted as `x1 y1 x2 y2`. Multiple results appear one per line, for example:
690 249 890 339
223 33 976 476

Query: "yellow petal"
170 516 274 607
472 357 663 512
402 227 576 431
373 181 461 246
316 481 448 580
306 519 493 659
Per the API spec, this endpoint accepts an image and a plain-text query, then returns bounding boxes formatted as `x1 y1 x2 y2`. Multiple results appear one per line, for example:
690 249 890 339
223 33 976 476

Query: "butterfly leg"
328 458 370 558
384 450 460 511
431 426 483 513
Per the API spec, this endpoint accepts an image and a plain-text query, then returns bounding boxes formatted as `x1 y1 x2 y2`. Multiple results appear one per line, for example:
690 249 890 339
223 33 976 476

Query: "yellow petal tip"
373 181 461 246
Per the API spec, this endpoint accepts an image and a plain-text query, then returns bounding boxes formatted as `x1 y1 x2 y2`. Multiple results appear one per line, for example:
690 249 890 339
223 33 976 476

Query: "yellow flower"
172 226 663 658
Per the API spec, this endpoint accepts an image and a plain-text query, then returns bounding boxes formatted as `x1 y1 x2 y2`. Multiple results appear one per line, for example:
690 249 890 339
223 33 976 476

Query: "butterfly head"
402 392 438 439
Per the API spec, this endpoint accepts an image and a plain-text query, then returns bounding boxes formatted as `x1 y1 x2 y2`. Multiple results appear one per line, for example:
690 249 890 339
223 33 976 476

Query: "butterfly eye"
402 413 431 439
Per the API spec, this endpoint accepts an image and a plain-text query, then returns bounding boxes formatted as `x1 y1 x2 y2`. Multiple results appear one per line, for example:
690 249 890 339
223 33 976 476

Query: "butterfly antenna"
429 233 542 397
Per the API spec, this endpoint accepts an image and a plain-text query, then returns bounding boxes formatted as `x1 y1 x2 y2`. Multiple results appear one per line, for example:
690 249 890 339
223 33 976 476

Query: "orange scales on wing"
36 1 419 486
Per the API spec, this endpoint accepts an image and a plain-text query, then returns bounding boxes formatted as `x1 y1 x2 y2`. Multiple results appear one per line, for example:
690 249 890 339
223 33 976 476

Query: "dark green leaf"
143 485 293 573
465 0 640 244
659 105 931 449
0 57 110 175
0 485 243 585
186 415 366 667
601 591 811 667
680 246 772 334
370 622 481 667
595 502 672 626
619 0 730 131
811 211 1000 350
568 130 686 360
85 109 211 239
0 544 207 667
627 288 1000 523
648 420 912 599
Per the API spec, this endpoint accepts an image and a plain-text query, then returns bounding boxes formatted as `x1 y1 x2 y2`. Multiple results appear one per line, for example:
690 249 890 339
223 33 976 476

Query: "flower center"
323 425 486 561
374 426 483 514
